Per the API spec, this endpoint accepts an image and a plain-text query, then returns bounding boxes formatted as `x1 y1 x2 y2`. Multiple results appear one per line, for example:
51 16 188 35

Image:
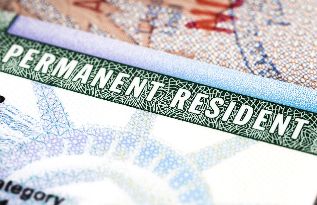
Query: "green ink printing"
0 33 317 156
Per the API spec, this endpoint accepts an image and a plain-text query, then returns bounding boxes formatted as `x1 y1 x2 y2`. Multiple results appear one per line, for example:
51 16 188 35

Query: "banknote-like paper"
1 0 317 91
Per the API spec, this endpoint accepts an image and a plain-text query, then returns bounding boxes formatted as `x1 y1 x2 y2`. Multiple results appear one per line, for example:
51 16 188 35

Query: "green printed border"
0 15 317 156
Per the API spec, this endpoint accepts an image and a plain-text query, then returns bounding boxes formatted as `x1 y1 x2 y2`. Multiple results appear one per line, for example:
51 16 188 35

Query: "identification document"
2 0 317 90
0 11 316 205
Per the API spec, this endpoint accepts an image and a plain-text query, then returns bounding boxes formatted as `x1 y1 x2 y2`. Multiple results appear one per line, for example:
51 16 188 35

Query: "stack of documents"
0 1 316 204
